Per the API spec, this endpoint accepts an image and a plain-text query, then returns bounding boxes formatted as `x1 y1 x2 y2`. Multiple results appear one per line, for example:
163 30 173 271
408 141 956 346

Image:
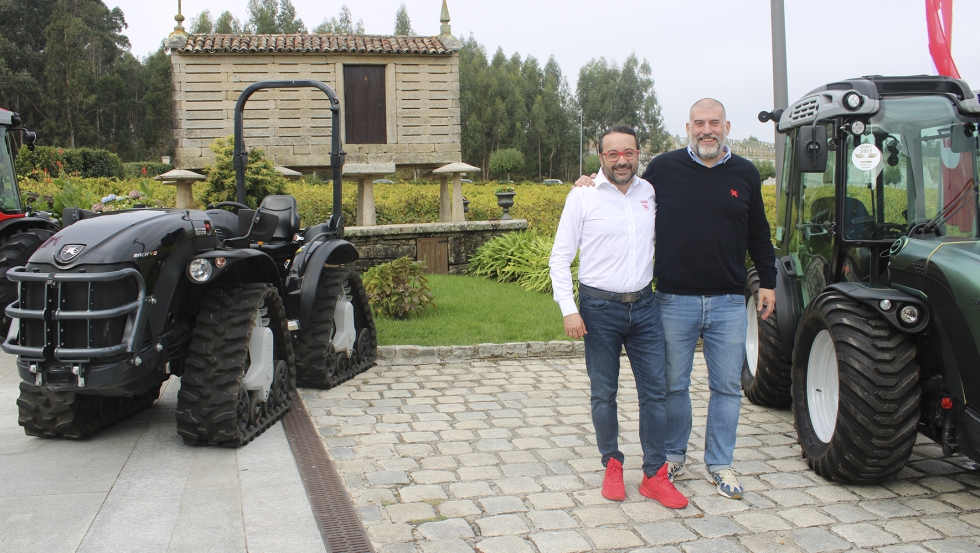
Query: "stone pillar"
175 182 194 209
357 177 377 226
439 177 451 222
451 173 464 222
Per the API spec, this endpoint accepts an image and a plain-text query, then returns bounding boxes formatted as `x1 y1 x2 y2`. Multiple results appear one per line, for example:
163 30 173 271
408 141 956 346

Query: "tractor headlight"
843 91 864 111
879 299 893 311
899 305 920 325
848 120 866 135
189 259 213 282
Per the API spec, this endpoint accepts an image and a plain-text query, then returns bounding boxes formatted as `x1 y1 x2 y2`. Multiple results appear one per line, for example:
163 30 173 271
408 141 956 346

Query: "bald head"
690 98 726 121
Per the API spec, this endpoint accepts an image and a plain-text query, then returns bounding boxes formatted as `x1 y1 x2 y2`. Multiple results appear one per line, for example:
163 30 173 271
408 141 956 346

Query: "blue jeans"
579 292 666 478
655 292 747 473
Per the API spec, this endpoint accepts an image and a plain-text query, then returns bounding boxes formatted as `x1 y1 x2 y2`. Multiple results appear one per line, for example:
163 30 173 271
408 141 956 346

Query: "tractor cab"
766 76 979 311
0 109 27 215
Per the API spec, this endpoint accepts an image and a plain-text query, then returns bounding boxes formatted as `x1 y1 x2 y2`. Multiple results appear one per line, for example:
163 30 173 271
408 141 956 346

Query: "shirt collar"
687 144 731 167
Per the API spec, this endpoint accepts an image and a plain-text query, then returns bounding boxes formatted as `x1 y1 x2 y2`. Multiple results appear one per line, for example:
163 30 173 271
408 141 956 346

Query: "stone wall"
344 220 528 274
170 52 461 170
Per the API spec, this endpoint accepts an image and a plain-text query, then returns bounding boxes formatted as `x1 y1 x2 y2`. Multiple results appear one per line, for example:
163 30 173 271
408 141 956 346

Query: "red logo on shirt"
730 189 739 198
640 200 650 211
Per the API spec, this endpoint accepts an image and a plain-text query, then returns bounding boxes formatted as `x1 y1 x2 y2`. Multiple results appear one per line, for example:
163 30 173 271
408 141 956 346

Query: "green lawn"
373 274 575 346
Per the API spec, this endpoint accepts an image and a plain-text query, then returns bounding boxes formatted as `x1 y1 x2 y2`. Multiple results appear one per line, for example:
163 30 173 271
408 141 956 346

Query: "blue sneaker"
707 468 743 500
666 461 685 482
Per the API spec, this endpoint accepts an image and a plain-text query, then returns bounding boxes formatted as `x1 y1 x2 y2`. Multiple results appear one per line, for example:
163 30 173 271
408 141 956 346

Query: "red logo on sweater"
730 189 739 198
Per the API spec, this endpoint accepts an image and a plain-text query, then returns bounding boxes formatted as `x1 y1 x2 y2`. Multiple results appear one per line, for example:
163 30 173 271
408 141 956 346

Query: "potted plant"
494 185 516 220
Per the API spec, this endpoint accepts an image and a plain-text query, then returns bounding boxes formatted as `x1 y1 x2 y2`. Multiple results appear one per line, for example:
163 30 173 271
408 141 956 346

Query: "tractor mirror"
796 126 828 173
950 124 977 154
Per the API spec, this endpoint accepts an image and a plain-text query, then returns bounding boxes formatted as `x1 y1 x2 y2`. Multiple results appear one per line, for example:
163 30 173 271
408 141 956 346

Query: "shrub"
468 230 577 294
16 146 124 179
362 256 435 319
584 155 601 176
201 136 285 208
123 161 173 179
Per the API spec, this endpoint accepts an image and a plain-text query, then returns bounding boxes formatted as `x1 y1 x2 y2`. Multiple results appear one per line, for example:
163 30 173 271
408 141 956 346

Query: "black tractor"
746 75 980 483
3 81 377 445
0 108 61 334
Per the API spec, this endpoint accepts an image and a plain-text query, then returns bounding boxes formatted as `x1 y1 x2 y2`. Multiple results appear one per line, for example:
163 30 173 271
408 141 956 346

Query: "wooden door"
344 65 387 144
417 238 449 274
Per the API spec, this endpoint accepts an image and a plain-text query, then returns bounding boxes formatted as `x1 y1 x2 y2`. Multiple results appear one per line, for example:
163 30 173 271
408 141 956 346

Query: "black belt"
579 283 653 303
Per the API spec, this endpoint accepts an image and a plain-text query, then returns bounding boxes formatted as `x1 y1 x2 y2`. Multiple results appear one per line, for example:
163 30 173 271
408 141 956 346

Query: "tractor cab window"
849 95 979 239
844 133 911 241
793 124 837 306
0 128 23 214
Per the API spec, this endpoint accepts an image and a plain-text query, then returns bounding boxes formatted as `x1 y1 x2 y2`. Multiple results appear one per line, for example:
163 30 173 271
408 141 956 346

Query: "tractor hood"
31 209 217 269
889 237 980 396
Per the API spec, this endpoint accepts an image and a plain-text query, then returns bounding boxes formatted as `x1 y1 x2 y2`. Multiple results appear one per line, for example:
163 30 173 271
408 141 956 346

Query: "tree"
489 148 525 181
313 5 363 34
393 3 414 36
575 53 669 156
214 11 243 34
0 0 56 125
753 160 776 180
245 0 304 34
275 0 305 34
189 9 213 34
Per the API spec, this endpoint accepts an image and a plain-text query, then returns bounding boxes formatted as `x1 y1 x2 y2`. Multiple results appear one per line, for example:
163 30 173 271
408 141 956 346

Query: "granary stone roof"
178 34 456 55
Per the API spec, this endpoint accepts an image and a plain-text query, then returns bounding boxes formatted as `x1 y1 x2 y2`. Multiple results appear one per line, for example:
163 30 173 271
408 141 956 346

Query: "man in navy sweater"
647 98 776 500
577 99 776 499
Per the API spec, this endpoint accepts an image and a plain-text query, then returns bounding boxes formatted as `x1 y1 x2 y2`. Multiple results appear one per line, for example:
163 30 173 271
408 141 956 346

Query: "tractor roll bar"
233 80 346 234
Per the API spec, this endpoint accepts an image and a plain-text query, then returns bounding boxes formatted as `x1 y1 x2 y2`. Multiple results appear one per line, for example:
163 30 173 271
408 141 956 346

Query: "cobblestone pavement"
306 352 980 553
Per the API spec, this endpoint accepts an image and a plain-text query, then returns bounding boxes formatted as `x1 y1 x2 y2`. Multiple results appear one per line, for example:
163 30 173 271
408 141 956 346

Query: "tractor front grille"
3 267 147 361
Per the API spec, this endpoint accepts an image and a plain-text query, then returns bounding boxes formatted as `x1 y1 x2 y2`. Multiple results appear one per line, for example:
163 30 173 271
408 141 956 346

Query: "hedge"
16 146 124 179
122 161 173 179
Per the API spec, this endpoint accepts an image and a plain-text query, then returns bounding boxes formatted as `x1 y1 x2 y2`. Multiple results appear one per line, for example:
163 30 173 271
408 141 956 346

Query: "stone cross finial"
440 0 451 35
166 0 189 49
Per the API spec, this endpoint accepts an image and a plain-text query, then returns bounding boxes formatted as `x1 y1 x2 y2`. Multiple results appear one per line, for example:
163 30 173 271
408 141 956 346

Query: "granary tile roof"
178 34 455 55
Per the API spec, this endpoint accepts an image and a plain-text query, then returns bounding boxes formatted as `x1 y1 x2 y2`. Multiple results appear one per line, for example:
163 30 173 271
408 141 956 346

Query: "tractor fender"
827 281 930 334
187 249 283 297
773 256 801 363
0 216 60 239
294 239 359 329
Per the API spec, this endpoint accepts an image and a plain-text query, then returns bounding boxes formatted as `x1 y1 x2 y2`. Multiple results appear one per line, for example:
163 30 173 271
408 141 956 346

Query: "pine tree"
393 3 414 36
189 9 213 34
214 11 243 34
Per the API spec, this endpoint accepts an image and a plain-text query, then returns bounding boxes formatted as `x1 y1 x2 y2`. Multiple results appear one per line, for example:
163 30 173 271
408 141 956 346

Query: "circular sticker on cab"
851 143 882 171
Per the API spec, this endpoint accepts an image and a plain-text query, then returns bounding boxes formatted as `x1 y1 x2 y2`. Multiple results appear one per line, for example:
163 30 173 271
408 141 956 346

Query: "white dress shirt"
549 171 656 317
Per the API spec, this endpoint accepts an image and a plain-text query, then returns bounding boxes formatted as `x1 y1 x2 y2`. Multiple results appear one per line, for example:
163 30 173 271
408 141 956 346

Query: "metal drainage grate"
282 398 376 553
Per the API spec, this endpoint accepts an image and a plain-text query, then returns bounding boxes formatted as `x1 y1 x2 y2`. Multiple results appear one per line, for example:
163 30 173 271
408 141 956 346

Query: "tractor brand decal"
851 144 882 172
59 244 85 261
133 251 158 259
971 298 980 310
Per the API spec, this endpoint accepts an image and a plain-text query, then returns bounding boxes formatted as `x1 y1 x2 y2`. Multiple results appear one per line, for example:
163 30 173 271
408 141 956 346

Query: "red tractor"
0 109 61 333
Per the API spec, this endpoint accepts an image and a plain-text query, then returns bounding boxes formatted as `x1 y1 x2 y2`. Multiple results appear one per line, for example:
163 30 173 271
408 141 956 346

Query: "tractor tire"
293 267 377 389
0 228 55 335
741 268 792 407
17 381 160 439
792 291 920 483
175 283 296 446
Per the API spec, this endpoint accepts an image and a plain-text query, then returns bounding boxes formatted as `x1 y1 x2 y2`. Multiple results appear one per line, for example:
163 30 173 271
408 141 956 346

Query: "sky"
113 0 980 141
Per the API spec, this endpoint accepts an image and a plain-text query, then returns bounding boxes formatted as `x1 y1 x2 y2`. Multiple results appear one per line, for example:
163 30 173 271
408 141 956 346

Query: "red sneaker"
601 458 626 501
639 463 688 509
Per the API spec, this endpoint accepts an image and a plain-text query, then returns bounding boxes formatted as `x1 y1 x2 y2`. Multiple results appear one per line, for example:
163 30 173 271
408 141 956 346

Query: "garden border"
377 340 585 364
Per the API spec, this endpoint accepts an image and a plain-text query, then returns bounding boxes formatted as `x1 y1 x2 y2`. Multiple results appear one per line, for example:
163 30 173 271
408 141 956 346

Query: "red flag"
926 0 960 78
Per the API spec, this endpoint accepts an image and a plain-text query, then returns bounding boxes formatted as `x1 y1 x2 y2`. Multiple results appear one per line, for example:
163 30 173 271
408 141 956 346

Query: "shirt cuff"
559 298 578 317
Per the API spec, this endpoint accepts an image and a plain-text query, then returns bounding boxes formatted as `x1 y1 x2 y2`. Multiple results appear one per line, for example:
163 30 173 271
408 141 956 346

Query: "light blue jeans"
579 292 667 478
655 291 747 473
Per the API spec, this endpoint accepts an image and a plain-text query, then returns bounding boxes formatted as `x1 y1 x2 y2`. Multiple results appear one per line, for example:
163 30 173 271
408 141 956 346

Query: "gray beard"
692 137 724 160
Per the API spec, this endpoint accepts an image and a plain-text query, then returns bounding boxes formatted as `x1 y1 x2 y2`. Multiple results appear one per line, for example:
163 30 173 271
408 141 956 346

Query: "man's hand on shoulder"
758 288 776 320
563 313 587 339
573 173 598 188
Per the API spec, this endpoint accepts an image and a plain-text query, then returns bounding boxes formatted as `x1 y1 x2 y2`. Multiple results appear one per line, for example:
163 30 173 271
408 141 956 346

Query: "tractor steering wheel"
207 201 251 213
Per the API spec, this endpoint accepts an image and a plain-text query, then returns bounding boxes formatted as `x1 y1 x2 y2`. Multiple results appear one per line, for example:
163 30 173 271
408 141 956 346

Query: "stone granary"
166 2 463 174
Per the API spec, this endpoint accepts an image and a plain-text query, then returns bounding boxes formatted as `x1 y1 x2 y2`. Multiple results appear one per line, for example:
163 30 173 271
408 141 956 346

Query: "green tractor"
749 75 980 483
0 109 61 334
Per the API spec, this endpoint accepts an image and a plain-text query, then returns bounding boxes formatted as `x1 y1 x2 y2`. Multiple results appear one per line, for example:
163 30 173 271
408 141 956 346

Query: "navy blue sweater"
641 148 777 295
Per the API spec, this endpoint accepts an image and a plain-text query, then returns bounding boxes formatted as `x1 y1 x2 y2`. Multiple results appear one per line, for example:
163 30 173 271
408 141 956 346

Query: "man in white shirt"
549 125 687 509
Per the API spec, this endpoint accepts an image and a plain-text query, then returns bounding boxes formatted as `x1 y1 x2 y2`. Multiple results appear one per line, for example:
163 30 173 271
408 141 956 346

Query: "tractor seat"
809 196 872 239
258 195 300 241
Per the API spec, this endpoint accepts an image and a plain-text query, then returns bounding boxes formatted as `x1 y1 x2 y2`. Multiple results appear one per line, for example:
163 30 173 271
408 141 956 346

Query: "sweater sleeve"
745 165 777 289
